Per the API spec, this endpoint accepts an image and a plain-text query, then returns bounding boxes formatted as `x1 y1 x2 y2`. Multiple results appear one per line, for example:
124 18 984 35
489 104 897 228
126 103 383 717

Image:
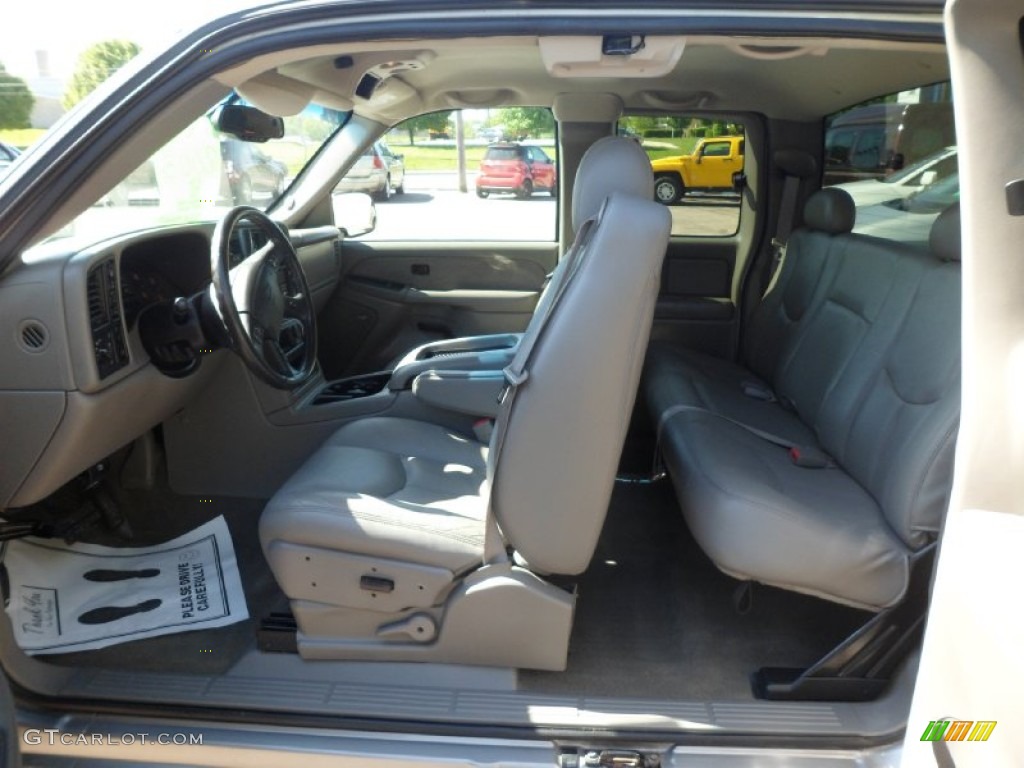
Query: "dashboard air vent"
86 258 129 379
87 271 106 327
18 320 49 352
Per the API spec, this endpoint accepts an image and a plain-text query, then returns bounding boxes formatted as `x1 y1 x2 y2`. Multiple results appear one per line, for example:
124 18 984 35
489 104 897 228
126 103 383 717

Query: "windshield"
41 101 346 248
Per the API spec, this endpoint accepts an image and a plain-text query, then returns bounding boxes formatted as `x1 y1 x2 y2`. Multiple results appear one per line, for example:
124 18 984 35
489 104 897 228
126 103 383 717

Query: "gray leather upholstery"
774 148 819 179
646 203 960 610
571 136 654 232
647 189 853 427
260 417 489 574
929 202 962 262
803 187 856 234
261 136 671 666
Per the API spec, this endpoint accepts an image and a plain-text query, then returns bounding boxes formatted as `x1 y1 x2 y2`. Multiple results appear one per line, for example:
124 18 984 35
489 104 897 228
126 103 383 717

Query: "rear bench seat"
644 190 961 611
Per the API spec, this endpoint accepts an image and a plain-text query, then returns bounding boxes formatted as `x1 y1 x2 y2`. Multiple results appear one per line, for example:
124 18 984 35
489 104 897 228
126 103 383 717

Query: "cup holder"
313 372 392 405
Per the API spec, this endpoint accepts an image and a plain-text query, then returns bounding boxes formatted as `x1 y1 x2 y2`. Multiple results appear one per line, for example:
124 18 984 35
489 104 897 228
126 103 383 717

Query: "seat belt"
763 171 802 295
480 208 603 564
656 402 834 469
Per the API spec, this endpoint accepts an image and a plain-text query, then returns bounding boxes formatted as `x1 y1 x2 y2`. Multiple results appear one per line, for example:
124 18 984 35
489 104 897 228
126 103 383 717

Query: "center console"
264 333 523 425
386 333 520 390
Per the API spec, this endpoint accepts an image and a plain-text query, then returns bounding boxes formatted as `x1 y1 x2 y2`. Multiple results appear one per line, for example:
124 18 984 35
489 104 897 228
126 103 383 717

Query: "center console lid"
388 333 521 390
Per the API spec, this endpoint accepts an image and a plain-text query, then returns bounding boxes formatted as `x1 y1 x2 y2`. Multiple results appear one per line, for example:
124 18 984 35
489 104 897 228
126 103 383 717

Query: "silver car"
335 140 405 201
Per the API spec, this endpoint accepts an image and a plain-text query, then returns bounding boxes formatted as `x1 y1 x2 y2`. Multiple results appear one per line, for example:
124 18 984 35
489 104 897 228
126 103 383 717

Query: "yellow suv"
650 135 744 204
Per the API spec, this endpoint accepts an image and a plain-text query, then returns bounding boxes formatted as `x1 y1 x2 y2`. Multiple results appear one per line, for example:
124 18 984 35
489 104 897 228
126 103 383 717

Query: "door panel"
318 241 557 376
650 238 739 357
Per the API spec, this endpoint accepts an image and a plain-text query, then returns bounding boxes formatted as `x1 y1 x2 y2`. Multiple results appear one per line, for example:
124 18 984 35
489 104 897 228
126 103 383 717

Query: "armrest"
389 333 520 390
411 370 506 418
395 333 521 367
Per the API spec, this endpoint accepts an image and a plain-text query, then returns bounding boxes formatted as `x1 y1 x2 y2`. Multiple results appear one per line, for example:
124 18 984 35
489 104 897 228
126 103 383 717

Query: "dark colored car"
476 143 556 199
823 101 955 185
220 139 288 204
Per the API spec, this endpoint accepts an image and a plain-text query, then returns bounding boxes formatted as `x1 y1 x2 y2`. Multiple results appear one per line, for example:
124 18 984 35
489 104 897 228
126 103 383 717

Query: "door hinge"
557 748 660 768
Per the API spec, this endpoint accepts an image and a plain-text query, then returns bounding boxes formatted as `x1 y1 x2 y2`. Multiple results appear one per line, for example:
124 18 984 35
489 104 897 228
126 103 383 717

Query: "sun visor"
236 71 316 117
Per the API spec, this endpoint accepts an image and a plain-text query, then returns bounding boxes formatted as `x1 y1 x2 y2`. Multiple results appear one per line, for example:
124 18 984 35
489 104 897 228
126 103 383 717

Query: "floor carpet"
519 479 871 700
38 484 285 676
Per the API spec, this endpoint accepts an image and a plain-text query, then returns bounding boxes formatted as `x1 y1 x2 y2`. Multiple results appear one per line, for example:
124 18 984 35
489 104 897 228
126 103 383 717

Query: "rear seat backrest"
773 234 925 428
743 189 855 382
820 205 962 547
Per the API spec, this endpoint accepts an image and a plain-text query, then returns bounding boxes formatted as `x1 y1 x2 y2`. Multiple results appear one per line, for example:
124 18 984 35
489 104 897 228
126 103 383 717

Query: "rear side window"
618 115 745 238
484 147 522 161
850 127 886 171
823 84 956 246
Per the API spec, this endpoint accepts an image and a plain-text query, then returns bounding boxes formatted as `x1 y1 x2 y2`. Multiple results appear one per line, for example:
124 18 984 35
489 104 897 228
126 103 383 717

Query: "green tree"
0 63 34 129
495 107 554 140
63 40 141 110
398 111 452 145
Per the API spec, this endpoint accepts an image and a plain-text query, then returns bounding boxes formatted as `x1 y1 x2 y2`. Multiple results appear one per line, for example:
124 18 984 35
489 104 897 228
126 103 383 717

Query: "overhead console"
539 35 686 78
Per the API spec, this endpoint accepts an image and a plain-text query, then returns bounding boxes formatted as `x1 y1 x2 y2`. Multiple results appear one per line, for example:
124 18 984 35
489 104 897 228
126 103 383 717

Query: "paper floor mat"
4 515 249 655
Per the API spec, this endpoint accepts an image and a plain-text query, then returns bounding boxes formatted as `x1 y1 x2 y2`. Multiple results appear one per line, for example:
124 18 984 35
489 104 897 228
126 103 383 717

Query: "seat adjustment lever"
377 613 437 642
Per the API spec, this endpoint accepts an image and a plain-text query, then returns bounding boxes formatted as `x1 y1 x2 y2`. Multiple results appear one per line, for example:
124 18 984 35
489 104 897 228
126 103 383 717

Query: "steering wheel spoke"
284 292 308 316
263 336 296 376
211 206 318 389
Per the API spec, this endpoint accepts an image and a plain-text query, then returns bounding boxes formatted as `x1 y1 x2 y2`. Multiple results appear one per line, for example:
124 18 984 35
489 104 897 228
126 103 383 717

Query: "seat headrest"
804 188 856 235
929 203 961 262
572 136 653 232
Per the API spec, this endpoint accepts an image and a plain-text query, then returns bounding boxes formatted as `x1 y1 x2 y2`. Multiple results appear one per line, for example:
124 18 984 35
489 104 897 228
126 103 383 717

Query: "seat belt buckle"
741 381 776 402
789 446 834 468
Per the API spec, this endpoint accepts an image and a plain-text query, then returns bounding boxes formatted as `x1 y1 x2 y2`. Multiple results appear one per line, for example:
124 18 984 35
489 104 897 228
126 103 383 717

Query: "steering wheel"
211 206 317 389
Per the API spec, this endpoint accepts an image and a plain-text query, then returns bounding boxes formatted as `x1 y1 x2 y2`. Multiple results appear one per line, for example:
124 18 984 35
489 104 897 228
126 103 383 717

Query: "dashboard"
120 231 211 330
1 221 341 510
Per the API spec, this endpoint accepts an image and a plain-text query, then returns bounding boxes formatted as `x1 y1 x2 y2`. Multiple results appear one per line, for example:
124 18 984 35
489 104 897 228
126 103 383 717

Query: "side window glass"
825 129 856 167
851 128 885 170
701 142 731 158
823 84 956 245
618 115 744 237
350 108 558 241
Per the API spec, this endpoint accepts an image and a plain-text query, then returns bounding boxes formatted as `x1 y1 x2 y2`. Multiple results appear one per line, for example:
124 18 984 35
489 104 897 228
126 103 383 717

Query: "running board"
752 548 935 702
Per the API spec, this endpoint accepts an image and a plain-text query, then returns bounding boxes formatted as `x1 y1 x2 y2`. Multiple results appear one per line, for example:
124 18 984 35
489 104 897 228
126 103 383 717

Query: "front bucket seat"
259 137 671 668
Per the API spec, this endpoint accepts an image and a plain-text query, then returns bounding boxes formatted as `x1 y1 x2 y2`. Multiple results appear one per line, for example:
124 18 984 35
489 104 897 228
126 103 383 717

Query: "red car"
476 142 557 199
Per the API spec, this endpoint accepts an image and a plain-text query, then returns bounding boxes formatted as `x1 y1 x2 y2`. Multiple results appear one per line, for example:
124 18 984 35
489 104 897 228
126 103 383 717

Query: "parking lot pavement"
362 172 739 241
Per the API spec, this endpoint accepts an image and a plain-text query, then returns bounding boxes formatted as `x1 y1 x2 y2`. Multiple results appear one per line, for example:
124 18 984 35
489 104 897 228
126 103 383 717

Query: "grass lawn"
0 128 47 150
389 143 498 171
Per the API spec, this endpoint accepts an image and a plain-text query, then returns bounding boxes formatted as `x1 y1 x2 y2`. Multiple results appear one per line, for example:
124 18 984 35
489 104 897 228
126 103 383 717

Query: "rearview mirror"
919 170 938 187
215 104 285 143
